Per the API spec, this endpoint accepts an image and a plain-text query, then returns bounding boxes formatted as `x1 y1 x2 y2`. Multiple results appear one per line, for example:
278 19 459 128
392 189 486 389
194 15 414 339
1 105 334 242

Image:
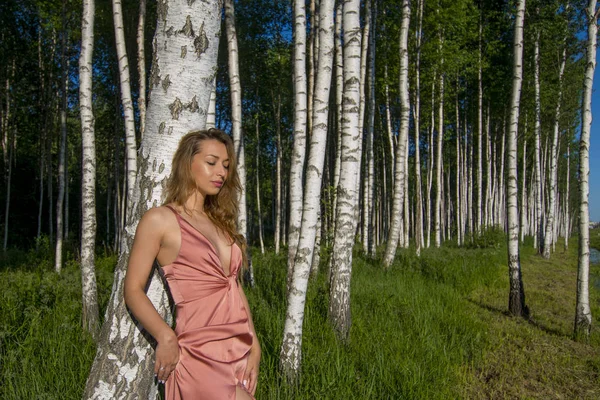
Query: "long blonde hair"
164 129 247 267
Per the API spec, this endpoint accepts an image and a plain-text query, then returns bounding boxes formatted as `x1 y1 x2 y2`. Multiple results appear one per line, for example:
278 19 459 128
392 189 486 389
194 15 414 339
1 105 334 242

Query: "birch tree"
507 0 527 318
574 0 596 339
225 0 248 242
79 0 100 339
329 0 362 340
137 0 147 139
112 0 137 211
287 0 308 277
83 1 222 397
383 0 411 268
280 0 334 380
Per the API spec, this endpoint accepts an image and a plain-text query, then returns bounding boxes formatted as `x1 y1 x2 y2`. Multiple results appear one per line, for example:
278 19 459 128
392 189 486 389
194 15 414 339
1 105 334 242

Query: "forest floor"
0 231 598 399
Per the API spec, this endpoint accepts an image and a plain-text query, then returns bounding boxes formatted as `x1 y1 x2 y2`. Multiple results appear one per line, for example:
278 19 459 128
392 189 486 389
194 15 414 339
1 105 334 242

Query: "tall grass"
1 234 597 399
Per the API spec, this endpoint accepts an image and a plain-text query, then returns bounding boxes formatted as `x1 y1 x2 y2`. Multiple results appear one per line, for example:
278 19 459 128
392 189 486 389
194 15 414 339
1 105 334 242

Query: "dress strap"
164 205 181 219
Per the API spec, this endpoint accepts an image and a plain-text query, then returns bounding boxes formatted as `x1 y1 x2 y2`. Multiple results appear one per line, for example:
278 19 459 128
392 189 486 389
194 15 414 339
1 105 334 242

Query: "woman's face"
190 139 230 197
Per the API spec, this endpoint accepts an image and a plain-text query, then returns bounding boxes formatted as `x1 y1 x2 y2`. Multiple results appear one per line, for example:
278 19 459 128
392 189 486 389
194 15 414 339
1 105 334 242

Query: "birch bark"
137 0 147 139
83 1 221 397
112 0 138 212
329 0 362 339
225 0 247 242
383 0 411 267
534 33 543 252
287 0 308 276
507 0 527 317
280 0 334 379
79 0 100 339
574 0 596 338
543 43 567 259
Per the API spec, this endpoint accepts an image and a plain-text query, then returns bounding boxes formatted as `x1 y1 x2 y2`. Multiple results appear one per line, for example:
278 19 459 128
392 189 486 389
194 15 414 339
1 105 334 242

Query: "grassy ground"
0 232 598 399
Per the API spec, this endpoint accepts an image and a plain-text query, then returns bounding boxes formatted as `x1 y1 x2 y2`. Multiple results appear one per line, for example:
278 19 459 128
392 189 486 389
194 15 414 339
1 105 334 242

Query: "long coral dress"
162 206 255 399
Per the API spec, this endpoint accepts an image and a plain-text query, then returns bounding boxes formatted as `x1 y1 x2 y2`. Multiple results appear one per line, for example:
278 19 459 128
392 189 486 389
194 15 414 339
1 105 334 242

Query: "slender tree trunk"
137 0 147 139
281 0 334 379
543 43 567 259
55 7 68 273
83 1 221 397
274 92 282 254
383 0 411 267
255 116 265 254
477 14 483 234
3 127 14 251
79 0 100 339
329 0 362 339
37 31 46 248
534 32 543 252
507 0 527 318
564 141 570 251
414 0 424 254
359 0 371 249
366 0 376 256
434 61 444 248
112 0 137 214
574 0 596 339
287 0 308 283
521 132 527 242
426 82 435 248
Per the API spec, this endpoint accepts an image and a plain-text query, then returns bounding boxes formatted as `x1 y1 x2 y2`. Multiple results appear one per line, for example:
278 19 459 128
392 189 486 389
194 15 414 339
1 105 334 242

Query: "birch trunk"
359 0 371 249
521 134 527 242
255 117 265 254
507 0 527 318
434 63 444 248
274 92 282 254
329 0 362 339
280 0 334 379
564 141 570 251
455 81 462 245
543 43 567 259
366 0 376 256
477 15 483 233
137 0 147 139
534 33 543 252
414 0 424 254
383 0 411 267
574 0 596 338
287 0 308 276
112 0 138 212
206 79 216 129
83 2 221 397
79 0 100 339
55 12 68 273
3 127 14 251
225 0 248 243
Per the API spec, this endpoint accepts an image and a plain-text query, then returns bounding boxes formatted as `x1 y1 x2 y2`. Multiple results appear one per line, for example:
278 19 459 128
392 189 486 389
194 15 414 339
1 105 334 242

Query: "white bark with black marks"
79 0 100 339
83 1 221 397
281 0 334 379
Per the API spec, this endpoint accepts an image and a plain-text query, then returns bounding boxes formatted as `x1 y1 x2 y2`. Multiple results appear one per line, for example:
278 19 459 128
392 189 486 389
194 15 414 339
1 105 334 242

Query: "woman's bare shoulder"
138 205 178 231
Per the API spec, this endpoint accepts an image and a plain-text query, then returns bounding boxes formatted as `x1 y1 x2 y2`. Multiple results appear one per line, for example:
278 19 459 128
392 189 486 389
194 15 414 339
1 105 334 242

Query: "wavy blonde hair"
164 129 247 267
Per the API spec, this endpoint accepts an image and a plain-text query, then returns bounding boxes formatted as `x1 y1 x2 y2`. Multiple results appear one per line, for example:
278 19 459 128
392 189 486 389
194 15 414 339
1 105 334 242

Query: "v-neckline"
174 211 234 277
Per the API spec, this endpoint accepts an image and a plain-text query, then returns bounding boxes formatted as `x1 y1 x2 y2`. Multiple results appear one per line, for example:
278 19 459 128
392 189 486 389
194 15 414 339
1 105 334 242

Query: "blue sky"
588 78 600 222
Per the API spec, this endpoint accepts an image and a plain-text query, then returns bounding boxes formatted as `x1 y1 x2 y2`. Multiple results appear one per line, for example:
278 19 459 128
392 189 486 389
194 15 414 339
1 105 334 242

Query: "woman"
124 129 260 400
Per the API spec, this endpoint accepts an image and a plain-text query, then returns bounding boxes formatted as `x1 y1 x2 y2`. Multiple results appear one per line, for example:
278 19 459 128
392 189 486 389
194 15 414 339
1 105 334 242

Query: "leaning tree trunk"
83 2 221 398
329 0 362 340
280 0 334 380
574 0 596 339
112 0 138 214
543 43 566 259
507 0 527 318
287 0 308 282
383 0 411 268
79 0 100 339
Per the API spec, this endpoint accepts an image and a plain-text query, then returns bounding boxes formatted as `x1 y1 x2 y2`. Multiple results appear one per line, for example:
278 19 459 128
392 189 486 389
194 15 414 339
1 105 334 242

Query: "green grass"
0 234 598 399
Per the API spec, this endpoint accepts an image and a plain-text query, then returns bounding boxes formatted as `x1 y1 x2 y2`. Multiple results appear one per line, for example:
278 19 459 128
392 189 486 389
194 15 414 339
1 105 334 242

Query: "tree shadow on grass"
467 298 566 338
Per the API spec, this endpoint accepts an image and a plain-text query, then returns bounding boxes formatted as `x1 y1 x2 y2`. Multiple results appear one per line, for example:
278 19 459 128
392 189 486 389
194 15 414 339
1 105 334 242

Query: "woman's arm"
123 208 179 383
238 283 261 394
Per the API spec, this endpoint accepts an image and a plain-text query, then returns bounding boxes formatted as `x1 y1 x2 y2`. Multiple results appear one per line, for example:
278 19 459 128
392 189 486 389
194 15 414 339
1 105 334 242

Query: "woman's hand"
154 331 179 383
242 340 261 394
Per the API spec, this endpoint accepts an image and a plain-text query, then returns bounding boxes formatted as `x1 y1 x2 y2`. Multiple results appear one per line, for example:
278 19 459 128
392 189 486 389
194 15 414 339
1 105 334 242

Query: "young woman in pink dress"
124 129 260 399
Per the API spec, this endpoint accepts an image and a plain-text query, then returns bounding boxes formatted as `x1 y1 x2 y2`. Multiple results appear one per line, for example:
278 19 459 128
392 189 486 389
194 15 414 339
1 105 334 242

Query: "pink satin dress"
162 206 255 399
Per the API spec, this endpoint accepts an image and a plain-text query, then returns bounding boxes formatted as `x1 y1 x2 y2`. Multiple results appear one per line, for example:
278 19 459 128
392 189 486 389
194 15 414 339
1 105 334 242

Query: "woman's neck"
182 192 206 216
